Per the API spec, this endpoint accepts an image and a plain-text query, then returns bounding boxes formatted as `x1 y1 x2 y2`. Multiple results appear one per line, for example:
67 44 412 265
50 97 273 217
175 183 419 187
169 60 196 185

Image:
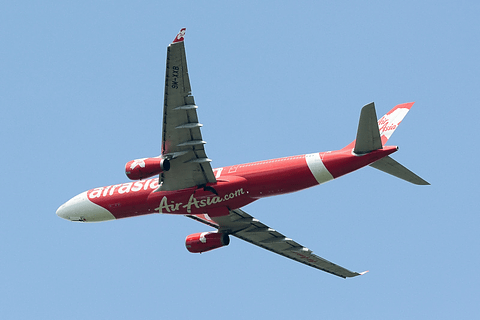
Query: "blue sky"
1 1 479 319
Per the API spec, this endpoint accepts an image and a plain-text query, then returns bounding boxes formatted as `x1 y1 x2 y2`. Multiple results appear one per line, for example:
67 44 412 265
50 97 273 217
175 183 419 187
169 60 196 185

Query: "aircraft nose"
56 191 115 222
56 203 70 220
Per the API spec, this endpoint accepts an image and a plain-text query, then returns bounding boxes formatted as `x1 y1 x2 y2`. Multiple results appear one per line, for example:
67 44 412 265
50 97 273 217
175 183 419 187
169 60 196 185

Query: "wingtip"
173 28 186 43
345 270 368 278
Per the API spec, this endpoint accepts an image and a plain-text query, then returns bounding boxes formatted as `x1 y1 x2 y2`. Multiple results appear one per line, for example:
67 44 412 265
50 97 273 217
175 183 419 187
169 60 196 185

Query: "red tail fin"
342 102 414 151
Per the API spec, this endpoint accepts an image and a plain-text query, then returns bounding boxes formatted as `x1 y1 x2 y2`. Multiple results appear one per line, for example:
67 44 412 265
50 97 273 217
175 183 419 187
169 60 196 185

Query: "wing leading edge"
187 209 366 278
159 28 216 191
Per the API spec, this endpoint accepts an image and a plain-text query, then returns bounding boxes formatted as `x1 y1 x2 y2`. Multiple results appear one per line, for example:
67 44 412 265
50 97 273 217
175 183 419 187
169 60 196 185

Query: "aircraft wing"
187 208 366 278
159 28 216 191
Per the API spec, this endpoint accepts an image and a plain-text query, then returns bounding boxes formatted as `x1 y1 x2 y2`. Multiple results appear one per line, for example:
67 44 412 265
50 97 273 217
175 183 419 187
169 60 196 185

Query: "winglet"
359 270 369 276
173 28 186 43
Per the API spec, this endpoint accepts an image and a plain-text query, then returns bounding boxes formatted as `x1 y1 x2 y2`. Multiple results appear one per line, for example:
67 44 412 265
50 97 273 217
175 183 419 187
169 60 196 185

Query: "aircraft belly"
148 176 253 215
225 154 325 198
322 146 398 179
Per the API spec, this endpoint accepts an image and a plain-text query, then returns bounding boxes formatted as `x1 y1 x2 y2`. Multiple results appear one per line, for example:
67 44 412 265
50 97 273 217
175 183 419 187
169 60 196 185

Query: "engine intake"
185 232 230 253
125 157 170 180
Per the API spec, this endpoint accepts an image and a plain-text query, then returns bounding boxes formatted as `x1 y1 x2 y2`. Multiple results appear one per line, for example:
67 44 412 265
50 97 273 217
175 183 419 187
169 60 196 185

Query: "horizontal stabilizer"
370 156 430 185
354 102 382 154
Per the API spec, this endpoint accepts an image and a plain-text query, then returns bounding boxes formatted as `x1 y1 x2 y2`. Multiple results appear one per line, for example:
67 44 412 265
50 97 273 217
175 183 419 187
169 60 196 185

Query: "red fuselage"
80 146 397 221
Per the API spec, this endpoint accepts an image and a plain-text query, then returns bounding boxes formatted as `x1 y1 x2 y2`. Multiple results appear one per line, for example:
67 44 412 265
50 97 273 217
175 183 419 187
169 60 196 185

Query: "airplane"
56 28 429 278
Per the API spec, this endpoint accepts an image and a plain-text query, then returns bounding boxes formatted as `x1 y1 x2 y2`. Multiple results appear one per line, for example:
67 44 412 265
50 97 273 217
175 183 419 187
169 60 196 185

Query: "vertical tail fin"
342 102 415 152
341 101 429 185
377 102 414 145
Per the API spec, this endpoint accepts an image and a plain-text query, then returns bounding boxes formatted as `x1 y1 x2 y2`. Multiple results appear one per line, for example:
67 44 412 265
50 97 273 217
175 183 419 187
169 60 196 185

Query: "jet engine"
185 232 230 253
125 157 170 180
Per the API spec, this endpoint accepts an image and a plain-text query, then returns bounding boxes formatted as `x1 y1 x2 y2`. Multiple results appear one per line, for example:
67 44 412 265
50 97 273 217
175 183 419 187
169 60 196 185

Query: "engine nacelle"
125 157 170 180
185 232 230 253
